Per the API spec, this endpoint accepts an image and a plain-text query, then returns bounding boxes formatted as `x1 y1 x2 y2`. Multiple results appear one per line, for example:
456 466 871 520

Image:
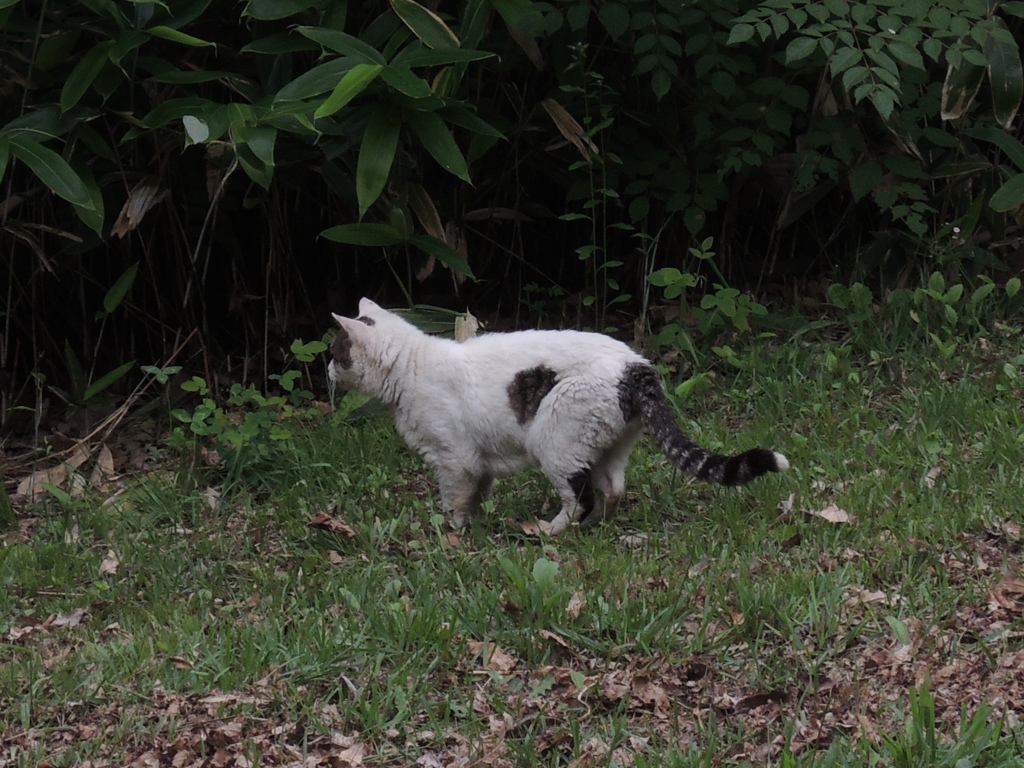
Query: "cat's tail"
623 363 789 485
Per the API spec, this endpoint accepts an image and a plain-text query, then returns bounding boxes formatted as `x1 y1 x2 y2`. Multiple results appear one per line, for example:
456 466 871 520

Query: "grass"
3 322 1024 766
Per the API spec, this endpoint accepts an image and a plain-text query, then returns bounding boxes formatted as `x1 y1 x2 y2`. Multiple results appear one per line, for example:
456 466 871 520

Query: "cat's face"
328 298 387 392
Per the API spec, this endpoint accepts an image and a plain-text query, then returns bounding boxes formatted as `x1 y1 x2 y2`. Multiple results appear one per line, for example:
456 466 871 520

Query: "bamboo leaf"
8 135 94 209
410 234 474 278
60 41 115 112
990 173 1024 212
313 63 383 119
392 47 494 68
408 111 470 182
83 361 135 403
103 262 140 313
297 27 386 63
941 59 985 120
357 106 401 218
382 65 432 98
321 223 404 246
390 0 461 50
147 25 215 47
982 17 1023 129
274 58 357 101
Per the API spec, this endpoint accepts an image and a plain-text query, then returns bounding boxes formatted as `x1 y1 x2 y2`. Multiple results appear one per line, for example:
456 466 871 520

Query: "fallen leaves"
989 570 1024 613
504 517 555 536
307 508 357 537
8 606 90 641
809 504 858 524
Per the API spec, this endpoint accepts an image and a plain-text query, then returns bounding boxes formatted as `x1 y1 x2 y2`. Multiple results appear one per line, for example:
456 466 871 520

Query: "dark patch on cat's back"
508 365 558 425
331 326 353 369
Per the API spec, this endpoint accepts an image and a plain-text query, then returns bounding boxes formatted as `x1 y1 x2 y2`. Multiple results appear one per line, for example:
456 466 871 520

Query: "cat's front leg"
437 469 492 530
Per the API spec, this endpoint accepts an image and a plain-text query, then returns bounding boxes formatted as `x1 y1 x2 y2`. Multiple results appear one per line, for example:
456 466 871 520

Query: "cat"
329 298 789 535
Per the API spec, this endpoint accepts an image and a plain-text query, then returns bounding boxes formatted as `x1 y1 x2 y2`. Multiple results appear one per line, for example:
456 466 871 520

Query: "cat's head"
328 298 397 395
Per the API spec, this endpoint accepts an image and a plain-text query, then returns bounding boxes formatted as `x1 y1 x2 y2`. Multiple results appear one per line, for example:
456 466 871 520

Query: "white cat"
329 298 788 535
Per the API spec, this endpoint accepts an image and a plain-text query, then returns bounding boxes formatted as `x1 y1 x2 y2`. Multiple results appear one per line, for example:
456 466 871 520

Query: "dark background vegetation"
1 0 1022 434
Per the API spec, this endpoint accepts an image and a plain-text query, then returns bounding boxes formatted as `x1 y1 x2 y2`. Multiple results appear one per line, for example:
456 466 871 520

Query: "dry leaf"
13 447 89 501
504 518 554 536
777 491 796 514
203 487 222 512
809 504 857 524
307 510 357 537
537 628 572 651
566 590 586 620
329 742 367 767
598 671 630 704
8 623 41 641
454 311 480 342
541 98 598 160
466 640 518 673
990 571 1024 612
326 550 344 565
99 549 121 576
111 179 169 238
924 461 945 488
843 589 889 608
51 606 89 629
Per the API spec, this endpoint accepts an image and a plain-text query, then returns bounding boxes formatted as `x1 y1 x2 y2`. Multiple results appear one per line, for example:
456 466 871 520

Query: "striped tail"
620 363 789 485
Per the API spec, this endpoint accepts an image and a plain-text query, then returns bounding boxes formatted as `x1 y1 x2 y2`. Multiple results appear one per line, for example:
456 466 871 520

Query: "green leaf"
146 69 239 85
83 361 135 403
490 0 545 35
233 124 275 166
888 40 924 71
392 47 494 68
321 223 404 246
849 160 882 201
870 87 897 119
61 41 114 112
382 65 432 98
313 63 383 119
243 0 313 19
8 135 94 209
408 111 470 182
439 105 503 140
967 125 1024 171
356 106 401 217
989 172 1024 212
885 615 911 645
409 234 475 278
147 25 215 47
391 0 461 49
724 23 757 45
274 58 357 101
651 69 671 99
103 262 139 313
982 18 1023 129
785 36 819 64
297 27 386 64
829 46 862 76
599 2 630 38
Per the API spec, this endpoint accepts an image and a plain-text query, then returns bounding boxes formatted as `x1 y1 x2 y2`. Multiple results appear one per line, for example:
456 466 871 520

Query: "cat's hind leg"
584 422 642 528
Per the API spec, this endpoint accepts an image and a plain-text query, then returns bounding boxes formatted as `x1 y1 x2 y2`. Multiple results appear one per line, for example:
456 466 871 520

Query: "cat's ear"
332 313 367 334
358 297 381 316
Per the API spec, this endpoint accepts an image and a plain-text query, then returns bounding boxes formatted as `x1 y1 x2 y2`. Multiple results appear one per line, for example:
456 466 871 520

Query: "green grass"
3 328 1024 766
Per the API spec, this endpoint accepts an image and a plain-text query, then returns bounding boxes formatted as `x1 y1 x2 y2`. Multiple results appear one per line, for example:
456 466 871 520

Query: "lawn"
3 321 1024 767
